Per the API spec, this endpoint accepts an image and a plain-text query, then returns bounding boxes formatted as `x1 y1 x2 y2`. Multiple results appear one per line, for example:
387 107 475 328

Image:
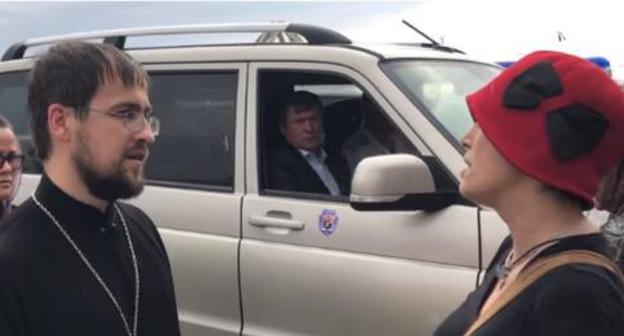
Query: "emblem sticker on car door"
319 209 339 236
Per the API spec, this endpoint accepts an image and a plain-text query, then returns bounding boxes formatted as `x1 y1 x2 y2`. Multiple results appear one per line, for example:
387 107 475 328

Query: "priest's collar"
34 173 117 231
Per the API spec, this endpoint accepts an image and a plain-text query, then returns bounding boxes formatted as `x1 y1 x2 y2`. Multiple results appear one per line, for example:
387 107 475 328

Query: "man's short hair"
278 90 322 126
27 41 149 160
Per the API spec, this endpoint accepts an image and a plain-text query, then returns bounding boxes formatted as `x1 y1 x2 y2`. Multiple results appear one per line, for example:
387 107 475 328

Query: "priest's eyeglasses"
88 106 161 136
0 152 25 170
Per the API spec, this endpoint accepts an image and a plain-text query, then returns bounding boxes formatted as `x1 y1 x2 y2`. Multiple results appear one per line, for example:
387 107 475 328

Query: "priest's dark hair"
27 41 149 160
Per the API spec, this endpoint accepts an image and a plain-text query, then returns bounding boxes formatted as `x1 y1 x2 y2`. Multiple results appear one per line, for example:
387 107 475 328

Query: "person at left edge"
0 114 24 220
0 41 180 336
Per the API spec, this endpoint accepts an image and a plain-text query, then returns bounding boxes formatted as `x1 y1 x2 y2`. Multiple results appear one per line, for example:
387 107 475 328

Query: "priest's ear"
47 103 75 143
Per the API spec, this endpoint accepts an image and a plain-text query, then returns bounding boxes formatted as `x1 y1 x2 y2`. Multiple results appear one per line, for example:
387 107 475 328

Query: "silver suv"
0 23 508 336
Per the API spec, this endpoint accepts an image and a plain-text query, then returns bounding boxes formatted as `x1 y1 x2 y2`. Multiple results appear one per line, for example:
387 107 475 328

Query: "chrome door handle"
249 215 305 230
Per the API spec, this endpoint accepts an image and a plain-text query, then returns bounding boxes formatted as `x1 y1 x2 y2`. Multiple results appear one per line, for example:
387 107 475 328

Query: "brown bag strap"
464 250 624 336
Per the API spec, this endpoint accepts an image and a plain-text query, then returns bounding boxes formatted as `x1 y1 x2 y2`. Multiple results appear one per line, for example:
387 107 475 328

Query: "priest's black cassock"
0 174 180 335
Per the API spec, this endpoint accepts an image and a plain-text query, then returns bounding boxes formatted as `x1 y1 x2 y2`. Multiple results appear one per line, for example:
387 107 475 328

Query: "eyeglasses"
87 106 161 136
0 152 25 170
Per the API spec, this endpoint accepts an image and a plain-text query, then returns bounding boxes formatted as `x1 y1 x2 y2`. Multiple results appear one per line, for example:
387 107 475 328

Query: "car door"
129 63 247 336
240 62 480 336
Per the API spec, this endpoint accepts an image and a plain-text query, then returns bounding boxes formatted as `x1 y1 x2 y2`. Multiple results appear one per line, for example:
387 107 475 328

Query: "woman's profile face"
459 123 524 207
0 127 21 202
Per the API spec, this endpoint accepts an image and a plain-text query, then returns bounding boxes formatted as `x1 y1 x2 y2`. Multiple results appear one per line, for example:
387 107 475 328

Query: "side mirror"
349 154 458 211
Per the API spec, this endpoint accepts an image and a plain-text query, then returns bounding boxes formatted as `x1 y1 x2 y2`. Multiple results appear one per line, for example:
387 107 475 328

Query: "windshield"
382 60 500 144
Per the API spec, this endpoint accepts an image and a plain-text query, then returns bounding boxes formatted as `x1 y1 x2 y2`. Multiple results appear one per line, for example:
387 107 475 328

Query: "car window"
0 71 42 173
146 71 237 190
257 70 451 199
382 60 500 143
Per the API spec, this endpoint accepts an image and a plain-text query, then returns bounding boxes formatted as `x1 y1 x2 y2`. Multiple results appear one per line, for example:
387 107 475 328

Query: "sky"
0 0 622 78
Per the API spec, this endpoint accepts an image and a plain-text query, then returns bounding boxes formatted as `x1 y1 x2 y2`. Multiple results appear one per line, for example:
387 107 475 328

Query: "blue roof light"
585 56 610 70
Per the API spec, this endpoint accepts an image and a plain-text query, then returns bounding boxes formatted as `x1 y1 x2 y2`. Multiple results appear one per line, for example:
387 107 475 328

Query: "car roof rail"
2 22 352 61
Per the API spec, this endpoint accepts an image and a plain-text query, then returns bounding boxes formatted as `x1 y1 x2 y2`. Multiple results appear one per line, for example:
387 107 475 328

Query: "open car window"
257 69 455 199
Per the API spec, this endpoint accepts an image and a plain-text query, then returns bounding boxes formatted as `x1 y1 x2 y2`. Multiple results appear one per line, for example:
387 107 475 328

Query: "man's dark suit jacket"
268 143 351 195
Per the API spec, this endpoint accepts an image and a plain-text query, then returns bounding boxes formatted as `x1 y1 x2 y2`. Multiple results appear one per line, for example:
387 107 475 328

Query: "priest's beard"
73 134 145 201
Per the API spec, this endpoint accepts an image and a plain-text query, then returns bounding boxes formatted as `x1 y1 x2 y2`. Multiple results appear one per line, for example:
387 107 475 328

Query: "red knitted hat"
466 50 624 208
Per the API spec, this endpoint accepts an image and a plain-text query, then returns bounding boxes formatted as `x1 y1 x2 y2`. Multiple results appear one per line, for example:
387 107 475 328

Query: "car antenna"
402 19 440 46
400 19 465 54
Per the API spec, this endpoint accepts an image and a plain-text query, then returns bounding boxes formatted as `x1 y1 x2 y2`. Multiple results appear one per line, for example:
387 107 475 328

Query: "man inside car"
268 90 350 195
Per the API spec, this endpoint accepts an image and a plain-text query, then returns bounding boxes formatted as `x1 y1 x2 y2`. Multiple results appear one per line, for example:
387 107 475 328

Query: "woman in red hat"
434 51 624 335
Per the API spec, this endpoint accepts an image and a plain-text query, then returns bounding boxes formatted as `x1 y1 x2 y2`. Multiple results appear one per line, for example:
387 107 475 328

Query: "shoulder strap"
464 250 624 336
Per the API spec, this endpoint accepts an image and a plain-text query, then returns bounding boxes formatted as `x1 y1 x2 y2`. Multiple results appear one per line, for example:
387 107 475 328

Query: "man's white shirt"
298 148 341 196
